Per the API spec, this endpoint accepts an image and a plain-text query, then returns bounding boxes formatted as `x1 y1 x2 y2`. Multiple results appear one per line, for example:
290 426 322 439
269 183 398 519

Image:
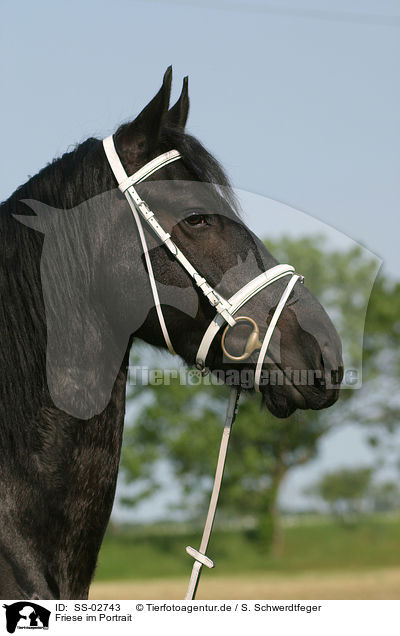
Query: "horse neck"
0 353 128 599
0 204 129 598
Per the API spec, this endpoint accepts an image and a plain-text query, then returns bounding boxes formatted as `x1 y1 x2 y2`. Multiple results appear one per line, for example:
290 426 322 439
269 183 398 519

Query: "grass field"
94 514 400 580
91 514 400 599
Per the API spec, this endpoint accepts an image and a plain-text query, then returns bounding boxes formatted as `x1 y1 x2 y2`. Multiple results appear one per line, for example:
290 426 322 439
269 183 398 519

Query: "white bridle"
103 133 305 598
103 135 303 392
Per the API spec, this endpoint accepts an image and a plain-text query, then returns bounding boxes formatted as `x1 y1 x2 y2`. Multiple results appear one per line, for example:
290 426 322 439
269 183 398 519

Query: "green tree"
370 481 400 513
310 467 373 522
267 236 400 491
346 274 400 474
123 378 334 555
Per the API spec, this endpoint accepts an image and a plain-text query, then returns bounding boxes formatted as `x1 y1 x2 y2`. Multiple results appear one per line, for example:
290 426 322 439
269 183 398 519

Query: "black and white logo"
2 602 50 633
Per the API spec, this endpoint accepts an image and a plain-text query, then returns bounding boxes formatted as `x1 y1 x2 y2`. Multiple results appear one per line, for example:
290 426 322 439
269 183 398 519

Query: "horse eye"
185 213 208 226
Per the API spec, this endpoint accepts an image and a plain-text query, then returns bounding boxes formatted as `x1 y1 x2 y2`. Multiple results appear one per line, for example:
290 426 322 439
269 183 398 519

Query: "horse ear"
115 66 172 161
167 76 189 129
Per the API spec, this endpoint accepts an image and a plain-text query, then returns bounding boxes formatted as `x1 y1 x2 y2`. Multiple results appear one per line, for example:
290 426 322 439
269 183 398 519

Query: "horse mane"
0 139 110 428
2 138 111 211
2 123 238 223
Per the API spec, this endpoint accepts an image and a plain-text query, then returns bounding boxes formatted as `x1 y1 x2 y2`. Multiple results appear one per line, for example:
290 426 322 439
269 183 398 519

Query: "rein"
185 386 240 600
102 135 303 598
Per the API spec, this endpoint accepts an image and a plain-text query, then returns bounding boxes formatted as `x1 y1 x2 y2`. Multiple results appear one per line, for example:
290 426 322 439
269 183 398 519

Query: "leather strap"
185 386 241 600
103 135 129 184
254 273 301 391
103 136 179 355
103 135 237 355
119 150 182 192
195 265 295 371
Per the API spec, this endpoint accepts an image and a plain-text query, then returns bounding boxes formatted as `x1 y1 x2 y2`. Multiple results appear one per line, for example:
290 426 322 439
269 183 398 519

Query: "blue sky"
1 0 398 274
1 0 398 517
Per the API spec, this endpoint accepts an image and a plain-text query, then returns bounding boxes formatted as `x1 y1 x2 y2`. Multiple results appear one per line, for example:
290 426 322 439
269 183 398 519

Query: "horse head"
105 67 343 417
15 67 343 419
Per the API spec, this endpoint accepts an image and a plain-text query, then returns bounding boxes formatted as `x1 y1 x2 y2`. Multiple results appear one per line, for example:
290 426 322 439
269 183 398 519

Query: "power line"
137 0 400 28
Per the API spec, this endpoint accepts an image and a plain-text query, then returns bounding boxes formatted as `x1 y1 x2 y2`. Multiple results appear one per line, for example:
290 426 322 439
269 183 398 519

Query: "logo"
2 603 50 633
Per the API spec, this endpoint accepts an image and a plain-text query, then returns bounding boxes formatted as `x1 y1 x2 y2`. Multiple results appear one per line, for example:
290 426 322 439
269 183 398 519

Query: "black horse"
0 68 343 599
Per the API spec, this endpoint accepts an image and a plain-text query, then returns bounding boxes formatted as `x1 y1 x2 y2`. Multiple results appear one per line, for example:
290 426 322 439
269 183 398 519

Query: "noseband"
103 135 303 598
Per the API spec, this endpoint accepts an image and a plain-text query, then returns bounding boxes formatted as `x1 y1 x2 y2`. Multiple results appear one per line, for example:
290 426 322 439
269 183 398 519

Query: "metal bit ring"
221 316 263 361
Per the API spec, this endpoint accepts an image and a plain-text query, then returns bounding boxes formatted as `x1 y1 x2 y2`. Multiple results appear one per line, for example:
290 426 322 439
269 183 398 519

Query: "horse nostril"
321 343 344 383
314 351 343 391
314 370 325 390
331 365 344 386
